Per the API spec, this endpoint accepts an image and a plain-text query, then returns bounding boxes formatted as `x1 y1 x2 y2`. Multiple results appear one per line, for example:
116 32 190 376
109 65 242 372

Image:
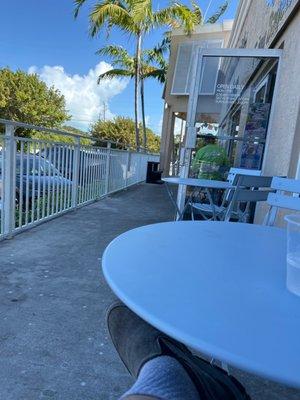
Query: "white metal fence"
0 119 159 240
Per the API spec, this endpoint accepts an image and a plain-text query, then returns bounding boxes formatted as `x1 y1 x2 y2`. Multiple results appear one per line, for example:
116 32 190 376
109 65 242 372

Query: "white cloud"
28 62 128 130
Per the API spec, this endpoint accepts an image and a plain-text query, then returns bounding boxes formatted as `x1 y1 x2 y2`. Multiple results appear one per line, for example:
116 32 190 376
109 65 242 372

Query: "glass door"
177 48 282 212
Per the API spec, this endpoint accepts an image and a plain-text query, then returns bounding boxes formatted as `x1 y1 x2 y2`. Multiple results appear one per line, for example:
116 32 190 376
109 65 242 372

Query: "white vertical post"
3 123 16 237
71 137 80 209
104 142 111 194
125 147 131 188
176 48 202 215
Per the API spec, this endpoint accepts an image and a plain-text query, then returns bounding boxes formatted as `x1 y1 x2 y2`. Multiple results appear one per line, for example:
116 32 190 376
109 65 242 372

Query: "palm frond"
191 1 203 24
206 1 228 24
97 68 133 84
154 36 170 55
77 0 203 37
89 1 134 36
74 0 88 18
142 67 167 84
130 0 152 27
143 49 167 69
96 45 134 68
146 36 170 60
153 3 199 34
96 45 127 58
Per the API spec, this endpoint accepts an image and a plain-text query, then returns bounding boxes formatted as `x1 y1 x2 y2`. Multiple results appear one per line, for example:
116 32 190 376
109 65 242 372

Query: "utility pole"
102 101 107 121
98 102 108 121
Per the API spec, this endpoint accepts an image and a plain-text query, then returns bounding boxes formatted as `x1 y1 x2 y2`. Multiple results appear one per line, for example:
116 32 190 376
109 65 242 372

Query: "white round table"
162 177 233 190
162 177 234 220
102 221 300 389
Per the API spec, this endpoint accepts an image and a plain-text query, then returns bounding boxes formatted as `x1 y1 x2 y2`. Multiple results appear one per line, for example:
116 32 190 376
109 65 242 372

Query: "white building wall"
229 0 300 225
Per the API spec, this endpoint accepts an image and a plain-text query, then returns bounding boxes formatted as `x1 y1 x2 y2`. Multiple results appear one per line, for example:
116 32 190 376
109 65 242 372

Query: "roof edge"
171 19 234 37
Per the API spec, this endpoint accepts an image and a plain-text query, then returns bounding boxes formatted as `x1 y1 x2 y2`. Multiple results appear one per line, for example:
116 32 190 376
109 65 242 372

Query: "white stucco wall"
262 12 300 177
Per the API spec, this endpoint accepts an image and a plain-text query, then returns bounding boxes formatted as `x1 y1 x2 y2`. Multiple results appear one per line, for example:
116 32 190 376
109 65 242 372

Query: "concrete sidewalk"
0 183 173 400
0 183 299 399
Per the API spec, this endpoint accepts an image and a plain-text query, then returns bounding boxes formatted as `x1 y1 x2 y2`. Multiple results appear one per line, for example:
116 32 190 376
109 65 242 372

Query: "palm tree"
206 1 229 24
74 0 202 151
97 44 167 150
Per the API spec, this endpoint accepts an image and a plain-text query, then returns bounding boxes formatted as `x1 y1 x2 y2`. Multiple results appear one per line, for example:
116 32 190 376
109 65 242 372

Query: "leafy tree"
146 126 161 153
97 44 167 150
61 125 92 145
0 68 70 138
74 0 202 151
63 125 88 136
90 116 160 153
31 125 93 146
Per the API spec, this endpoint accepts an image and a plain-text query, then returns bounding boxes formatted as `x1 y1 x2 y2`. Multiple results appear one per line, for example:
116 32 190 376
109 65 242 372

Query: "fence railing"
0 119 159 240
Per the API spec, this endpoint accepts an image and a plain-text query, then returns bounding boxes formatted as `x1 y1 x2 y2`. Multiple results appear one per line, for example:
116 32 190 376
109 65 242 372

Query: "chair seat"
191 202 226 215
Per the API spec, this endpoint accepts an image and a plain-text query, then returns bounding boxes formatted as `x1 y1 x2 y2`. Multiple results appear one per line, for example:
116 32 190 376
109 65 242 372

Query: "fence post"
3 123 16 237
125 147 131 188
71 137 80 210
104 142 111 195
138 152 142 183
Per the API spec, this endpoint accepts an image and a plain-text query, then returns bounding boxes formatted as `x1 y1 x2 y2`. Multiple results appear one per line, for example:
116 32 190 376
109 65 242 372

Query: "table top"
102 221 300 389
163 177 233 190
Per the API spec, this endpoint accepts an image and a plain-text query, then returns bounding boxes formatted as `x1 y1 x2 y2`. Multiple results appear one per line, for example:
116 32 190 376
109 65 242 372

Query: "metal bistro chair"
223 174 273 222
264 177 300 226
226 167 261 184
190 168 263 222
191 174 272 222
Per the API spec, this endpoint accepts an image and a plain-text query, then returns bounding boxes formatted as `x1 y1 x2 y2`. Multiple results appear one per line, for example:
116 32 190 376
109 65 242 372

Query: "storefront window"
189 55 278 179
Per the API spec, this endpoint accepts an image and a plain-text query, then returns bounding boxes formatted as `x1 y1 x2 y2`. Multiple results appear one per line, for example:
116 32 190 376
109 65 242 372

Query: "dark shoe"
106 300 187 378
162 337 251 400
106 301 251 400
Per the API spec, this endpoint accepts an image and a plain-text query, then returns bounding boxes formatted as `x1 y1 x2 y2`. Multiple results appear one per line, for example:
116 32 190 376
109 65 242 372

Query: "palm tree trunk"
140 78 147 151
134 33 142 151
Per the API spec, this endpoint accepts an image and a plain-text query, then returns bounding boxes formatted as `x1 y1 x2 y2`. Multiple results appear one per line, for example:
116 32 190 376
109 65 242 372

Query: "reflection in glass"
190 55 278 178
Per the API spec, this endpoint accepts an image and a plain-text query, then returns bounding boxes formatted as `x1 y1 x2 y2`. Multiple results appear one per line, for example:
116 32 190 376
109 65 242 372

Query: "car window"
0 156 61 176
15 158 60 176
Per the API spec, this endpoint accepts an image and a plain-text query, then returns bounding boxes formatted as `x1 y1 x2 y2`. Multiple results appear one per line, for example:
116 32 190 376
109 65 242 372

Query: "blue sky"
0 0 238 134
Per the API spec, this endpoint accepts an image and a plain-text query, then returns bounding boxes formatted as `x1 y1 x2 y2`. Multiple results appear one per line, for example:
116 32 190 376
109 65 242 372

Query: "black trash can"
146 161 163 184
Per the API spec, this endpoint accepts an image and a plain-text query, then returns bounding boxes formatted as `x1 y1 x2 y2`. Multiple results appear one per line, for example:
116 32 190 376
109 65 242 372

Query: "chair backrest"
225 168 262 202
265 177 300 226
224 175 273 222
227 167 261 184
234 175 273 200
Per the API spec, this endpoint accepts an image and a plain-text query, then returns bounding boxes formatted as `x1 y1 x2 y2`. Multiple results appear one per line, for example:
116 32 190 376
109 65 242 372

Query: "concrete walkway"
0 183 299 400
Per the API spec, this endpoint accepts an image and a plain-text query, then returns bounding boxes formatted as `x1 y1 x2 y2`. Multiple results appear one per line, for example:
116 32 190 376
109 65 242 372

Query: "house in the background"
159 20 234 173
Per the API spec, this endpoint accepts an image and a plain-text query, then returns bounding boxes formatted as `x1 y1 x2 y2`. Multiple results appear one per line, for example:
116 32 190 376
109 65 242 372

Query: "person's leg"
121 356 199 400
107 301 250 400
